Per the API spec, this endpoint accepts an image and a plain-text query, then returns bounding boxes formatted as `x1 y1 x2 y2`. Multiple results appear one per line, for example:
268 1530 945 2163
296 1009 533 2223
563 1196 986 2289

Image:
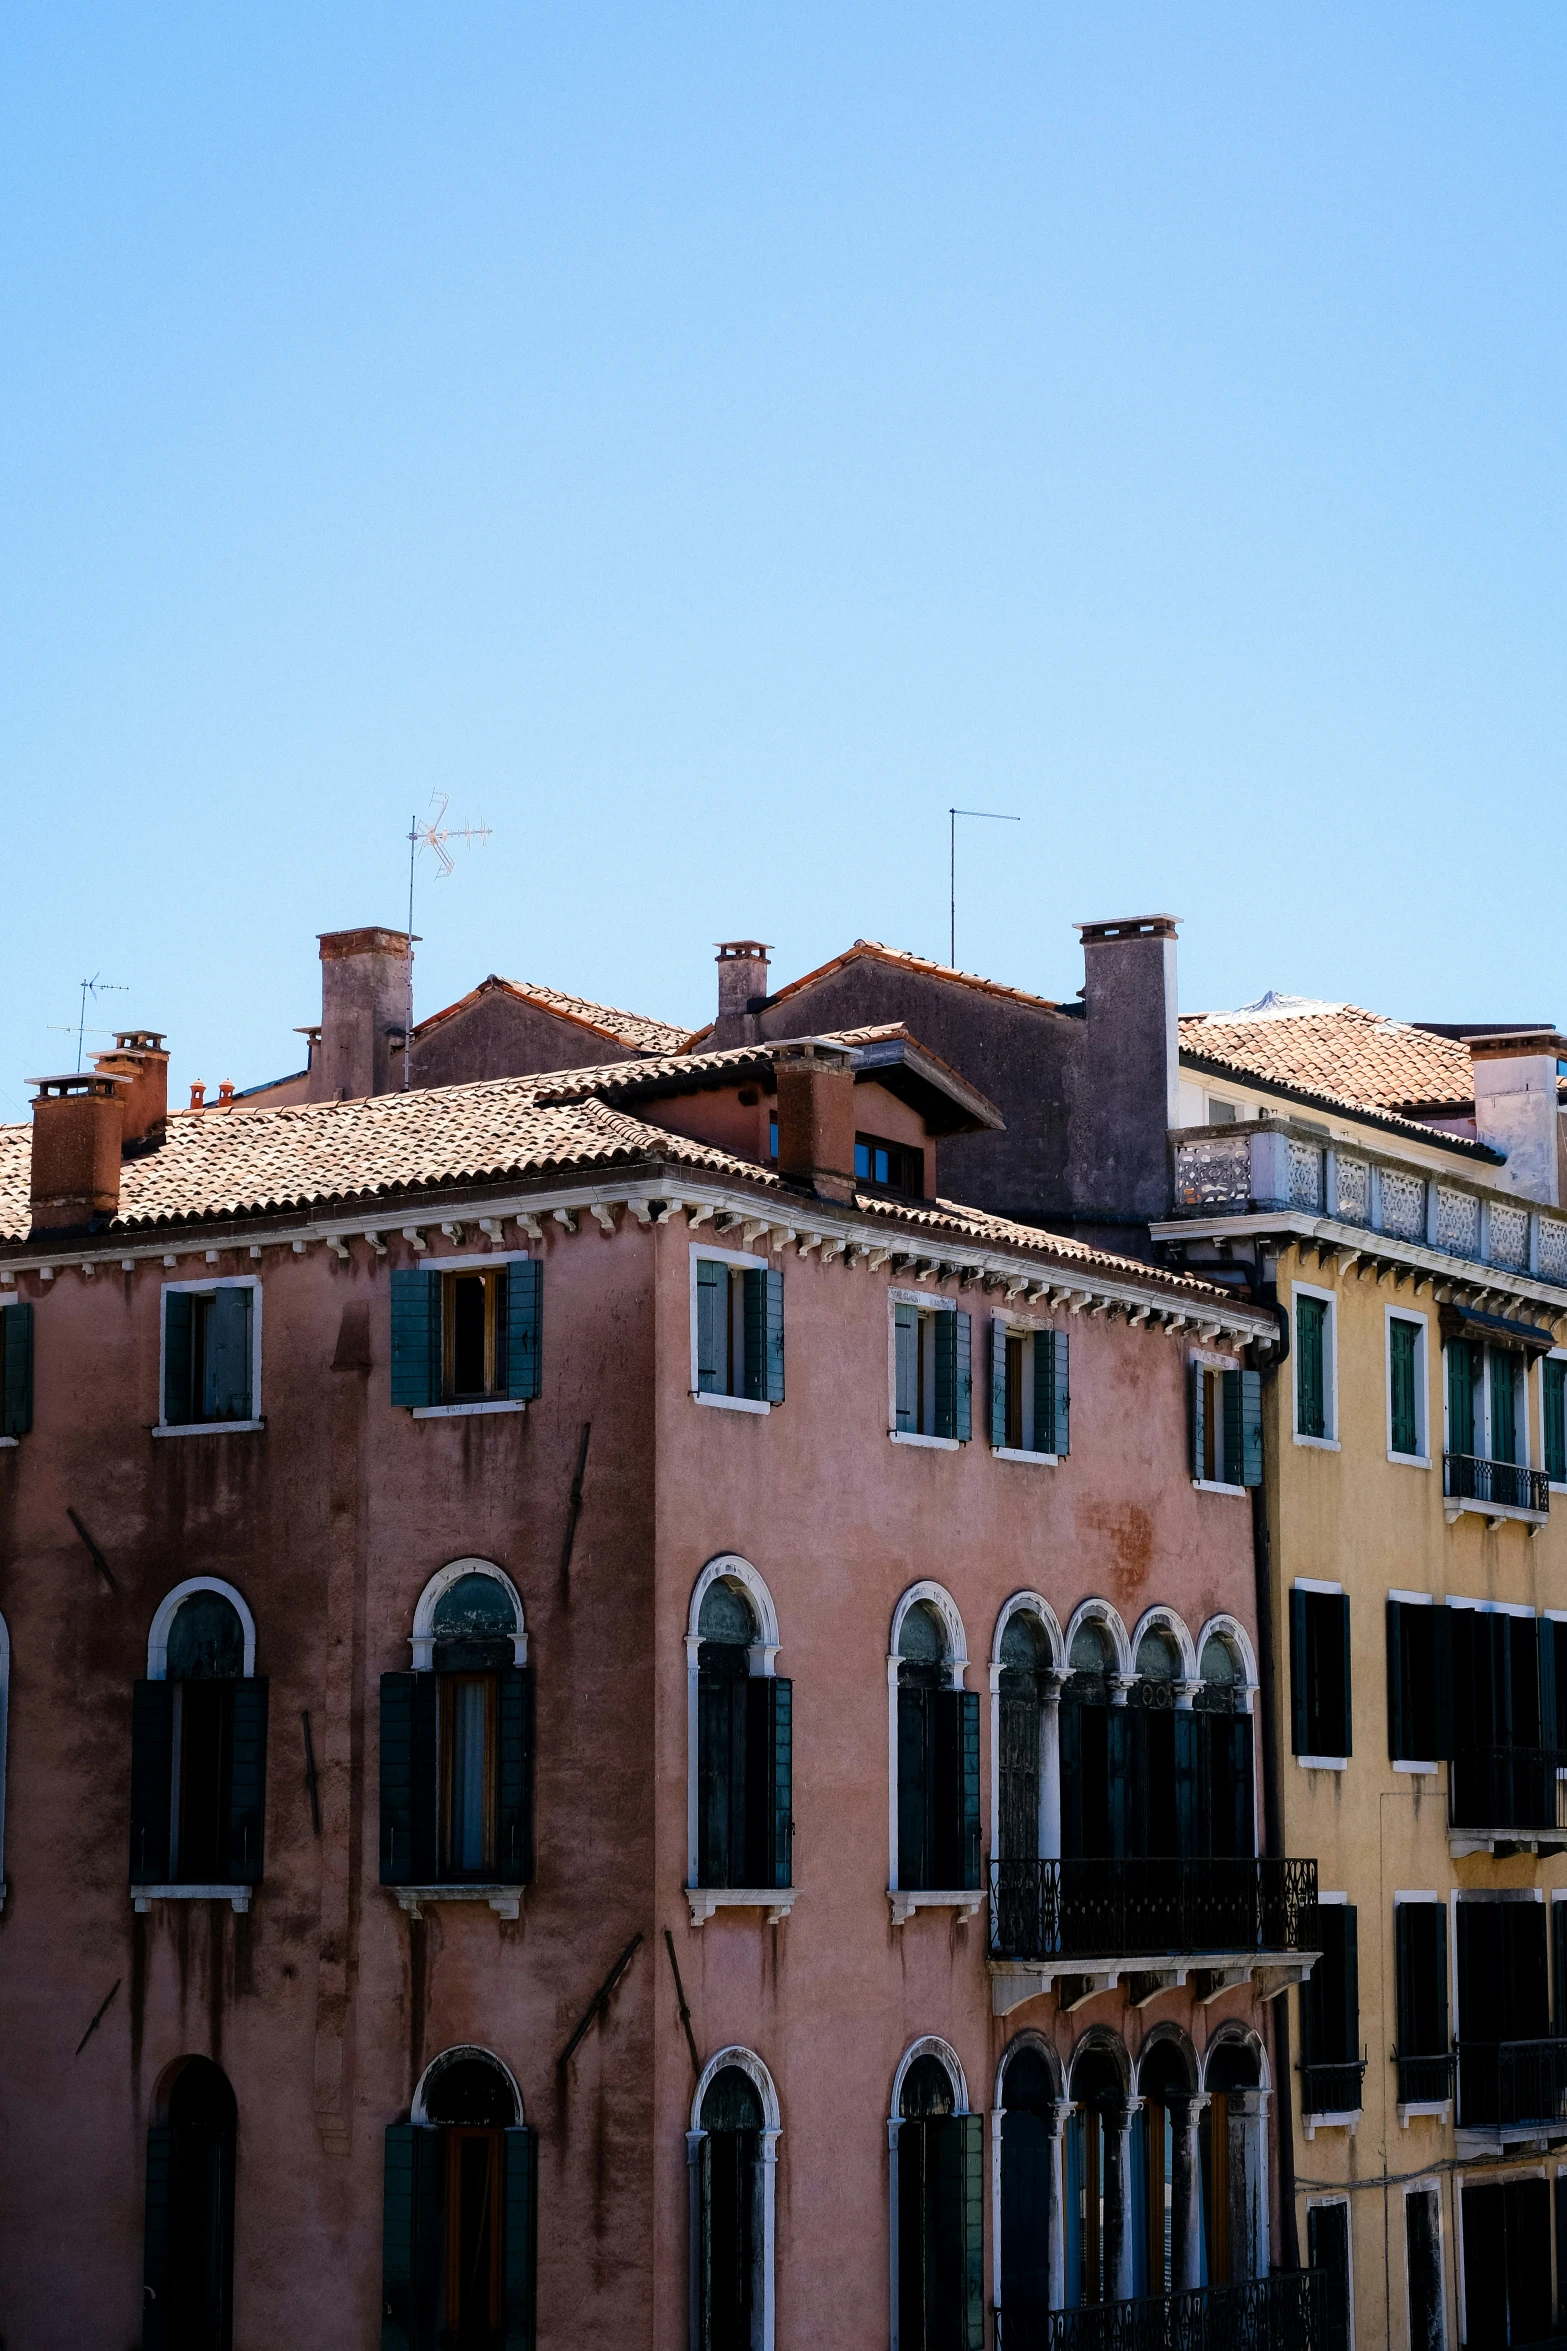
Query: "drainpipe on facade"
1251 1291 1300 2270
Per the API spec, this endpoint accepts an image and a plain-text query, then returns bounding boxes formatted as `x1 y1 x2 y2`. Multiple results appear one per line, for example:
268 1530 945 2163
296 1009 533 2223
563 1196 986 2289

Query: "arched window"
1064 2036 1133 2308
890 2040 982 2351
890 1588 979 1907
1193 1621 1258 1860
384 2047 536 2345
1060 1610 1126 1861
1201 2030 1269 2285
688 2047 780 2351
997 2037 1063 2331
995 1611 1052 1863
132 1581 267 1906
143 2056 237 2349
1133 2031 1201 2297
1126 1614 1196 1863
684 1560 792 1923
380 1562 534 1914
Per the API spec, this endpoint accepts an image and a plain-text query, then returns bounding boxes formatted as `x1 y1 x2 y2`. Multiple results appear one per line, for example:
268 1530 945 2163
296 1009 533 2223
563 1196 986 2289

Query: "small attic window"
855 1133 922 1197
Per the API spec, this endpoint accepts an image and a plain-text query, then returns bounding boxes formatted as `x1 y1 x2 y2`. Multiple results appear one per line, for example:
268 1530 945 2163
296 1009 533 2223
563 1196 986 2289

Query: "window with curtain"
380 1574 534 1892
695 1582 791 1893
131 1588 268 1890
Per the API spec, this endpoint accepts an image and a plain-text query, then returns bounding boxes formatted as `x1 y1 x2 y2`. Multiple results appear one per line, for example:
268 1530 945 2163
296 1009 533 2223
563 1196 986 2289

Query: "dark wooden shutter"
503 2126 538 2350
1036 1329 1068 1457
1189 1361 1205 1480
506 1259 543 1402
894 1303 917 1431
1288 1590 1309 1754
1546 1359 1567 1484
390 1270 440 1410
932 2113 985 2351
1540 1618 1558 1754
205 1285 252 1420
141 2120 174 2351
746 1676 792 1889
762 1268 784 1403
1239 1369 1262 1485
1297 1296 1326 1437
1057 1695 1083 1860
1447 1338 1475 1458
1106 1703 1131 1858
1389 1319 1419 1456
958 1691 980 1888
379 1673 438 1886
496 1666 535 1886
163 1291 194 1425
226 1677 269 1884
130 1679 175 1883
1432 1606 1455 1760
696 1259 724 1395
1222 1371 1244 1487
1337 1595 1354 1758
1174 1709 1199 1856
1553 1899 1567 2033
0 1302 33 1437
1340 1906 1360 2065
897 1687 930 1889
936 1311 972 1441
990 1319 1008 1449
1386 1602 1408 1761
382 2123 441 2351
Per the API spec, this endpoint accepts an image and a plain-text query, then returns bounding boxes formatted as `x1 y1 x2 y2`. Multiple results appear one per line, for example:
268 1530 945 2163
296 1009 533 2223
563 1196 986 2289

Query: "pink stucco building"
0 933 1316 2349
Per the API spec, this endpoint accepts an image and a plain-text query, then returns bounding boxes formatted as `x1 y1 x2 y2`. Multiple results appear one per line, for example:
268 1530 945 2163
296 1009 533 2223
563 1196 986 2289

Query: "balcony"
1457 2038 1567 2140
1299 2060 1368 2121
995 2272 1326 2350
988 1857 1319 2016
1396 2051 1455 2109
1449 1747 1567 1856
1443 1451 1550 1526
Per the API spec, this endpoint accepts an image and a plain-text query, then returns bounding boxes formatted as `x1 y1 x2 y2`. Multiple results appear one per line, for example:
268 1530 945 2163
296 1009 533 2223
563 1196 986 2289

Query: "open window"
692 1254 784 1408
687 1572 791 1911
161 1281 258 1428
893 1299 972 1443
131 1582 267 1905
384 2048 536 2350
380 1563 533 1909
1190 1359 1262 1488
893 1599 979 1900
891 2045 983 2351
990 1320 1069 1460
689 2049 780 2351
391 1258 542 1412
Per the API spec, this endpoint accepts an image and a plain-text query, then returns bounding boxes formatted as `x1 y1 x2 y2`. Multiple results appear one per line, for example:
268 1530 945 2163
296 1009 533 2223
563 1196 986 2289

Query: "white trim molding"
689 2046 781 2351
147 1578 257 1681
409 1556 526 1672
411 2043 524 2126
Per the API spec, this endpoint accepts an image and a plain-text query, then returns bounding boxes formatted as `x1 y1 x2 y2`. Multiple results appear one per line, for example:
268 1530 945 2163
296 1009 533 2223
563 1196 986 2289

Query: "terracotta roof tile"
687 941 1066 1045
1180 1002 1476 1117
415 975 690 1057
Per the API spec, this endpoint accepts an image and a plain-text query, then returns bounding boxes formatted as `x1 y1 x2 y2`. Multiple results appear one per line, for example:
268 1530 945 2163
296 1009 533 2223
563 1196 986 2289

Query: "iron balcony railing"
995 2272 1326 2351
1299 2060 1368 2117
990 1858 1319 1964
1449 1747 1567 1835
1457 2037 1567 2132
1444 1452 1550 1515
1395 2051 1454 2106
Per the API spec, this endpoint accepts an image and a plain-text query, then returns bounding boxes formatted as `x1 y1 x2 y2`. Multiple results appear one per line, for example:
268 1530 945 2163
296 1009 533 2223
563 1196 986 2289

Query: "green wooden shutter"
894 1303 918 1432
957 1690 980 1889
390 1270 440 1409
1447 1338 1475 1458
163 1291 194 1425
506 1259 543 1402
897 1686 929 1888
1033 1328 1068 1456
130 1680 175 1883
1239 1369 1263 1485
379 1673 438 1886
503 2126 538 2350
696 1259 724 1394
1189 1361 1205 1480
497 1666 535 1886
745 1676 792 1889
0 1302 33 1437
1222 1371 1244 1487
227 1677 269 1884
741 1267 784 1403
932 2113 986 2351
1337 1594 1354 1758
935 1311 957 1439
1174 1709 1200 1856
1386 1602 1407 1762
382 2123 441 2351
142 2120 174 2351
1389 1320 1419 1457
1288 1590 1310 1756
953 1311 972 1441
1546 1360 1567 1485
990 1319 1008 1449
204 1285 253 1420
1491 1349 1518 1465
1050 1329 1070 1456
1296 1296 1326 1437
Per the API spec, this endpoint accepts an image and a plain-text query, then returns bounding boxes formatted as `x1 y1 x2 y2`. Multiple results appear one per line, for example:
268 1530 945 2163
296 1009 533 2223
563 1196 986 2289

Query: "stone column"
1226 2088 1270 2278
1046 2100 1071 2310
1040 1668 1069 1859
1103 2097 1142 2303
1167 2093 1210 2293
757 2129 780 2351
686 2131 706 2351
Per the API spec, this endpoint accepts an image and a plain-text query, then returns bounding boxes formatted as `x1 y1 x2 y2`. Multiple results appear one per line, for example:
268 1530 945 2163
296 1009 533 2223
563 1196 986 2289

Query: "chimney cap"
29 1072 133 1098
767 1036 859 1073
1075 916 1181 943
110 1029 167 1053
318 927 417 961
715 940 773 958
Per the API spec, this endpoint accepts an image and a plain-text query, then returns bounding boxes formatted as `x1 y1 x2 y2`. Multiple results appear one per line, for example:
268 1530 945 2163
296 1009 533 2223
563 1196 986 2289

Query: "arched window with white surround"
384 2045 537 2343
1193 1617 1259 1859
684 1557 793 1925
687 2045 780 2351
380 1559 533 1916
994 2031 1065 2332
131 1578 266 1909
889 2037 983 2351
1126 1608 1197 1862
1200 2026 1271 2283
989 1595 1066 1869
888 1586 980 1920
1132 2026 1202 2298
1063 2030 1133 2308
1059 1603 1130 1860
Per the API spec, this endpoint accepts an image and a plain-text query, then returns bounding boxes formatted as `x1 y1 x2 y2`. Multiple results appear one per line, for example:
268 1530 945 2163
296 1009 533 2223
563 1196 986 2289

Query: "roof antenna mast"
404 795 492 1089
949 808 1021 969
73 974 130 1072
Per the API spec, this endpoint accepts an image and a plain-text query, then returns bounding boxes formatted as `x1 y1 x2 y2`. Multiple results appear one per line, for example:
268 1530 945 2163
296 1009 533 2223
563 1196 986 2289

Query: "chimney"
310 928 414 1102
91 1030 169 1147
1068 916 1183 1229
711 941 772 1049
1464 1030 1567 1206
29 1073 128 1232
771 1039 857 1203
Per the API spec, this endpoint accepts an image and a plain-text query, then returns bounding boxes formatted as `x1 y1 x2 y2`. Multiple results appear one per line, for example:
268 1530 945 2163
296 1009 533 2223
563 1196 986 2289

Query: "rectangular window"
1296 1293 1331 1440
1386 1600 1453 1765
1389 1316 1423 1459
162 1283 256 1426
991 1322 1069 1458
1489 1349 1519 1466
1394 1903 1450 2107
1404 2190 1444 2351
0 1300 32 1438
1307 2203 1351 2351
1291 1587 1352 1758
390 1259 542 1412
894 1302 971 1442
1545 1358 1567 1485
1190 1363 1262 1487
696 1257 784 1405
1298 1905 1362 2114
377 1667 534 1891
1461 2179 1551 2349
1446 1338 1476 1459
896 1684 980 1890
853 1132 923 1197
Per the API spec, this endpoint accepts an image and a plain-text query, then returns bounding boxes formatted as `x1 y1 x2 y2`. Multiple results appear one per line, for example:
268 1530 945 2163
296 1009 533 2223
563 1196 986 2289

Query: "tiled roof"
1180 1002 1476 1117
687 940 1067 1045
414 975 690 1057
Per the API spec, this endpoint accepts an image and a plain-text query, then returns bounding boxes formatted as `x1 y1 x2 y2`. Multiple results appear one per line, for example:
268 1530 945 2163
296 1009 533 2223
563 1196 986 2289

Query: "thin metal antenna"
404 795 492 1088
949 809 1021 968
73 975 129 1071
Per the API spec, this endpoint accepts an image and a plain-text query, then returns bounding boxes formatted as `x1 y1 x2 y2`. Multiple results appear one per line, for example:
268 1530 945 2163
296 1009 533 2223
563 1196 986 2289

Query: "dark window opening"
1298 1905 1363 2115
1395 1904 1451 2107
144 2058 237 2351
895 1305 972 1441
1461 2177 1551 2349
696 1259 785 1404
1307 2202 1350 2351
1545 1359 1567 1486
855 1132 923 1196
1405 2188 1444 2351
896 1604 979 1891
1290 1588 1352 1758
897 2058 981 2350
1000 2048 1056 2321
131 1592 268 1891
446 1270 504 1401
378 1577 534 1892
695 1582 792 1893
380 2054 535 2351
164 1287 253 1425
698 2067 763 2351
993 1324 1070 1458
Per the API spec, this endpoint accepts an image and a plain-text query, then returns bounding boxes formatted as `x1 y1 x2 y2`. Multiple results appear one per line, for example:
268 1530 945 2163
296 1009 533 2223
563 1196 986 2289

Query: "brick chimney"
29 1073 129 1232
770 1040 857 1203
91 1030 169 1147
1068 916 1183 1228
710 941 772 1050
309 928 414 1102
1465 1029 1566 1206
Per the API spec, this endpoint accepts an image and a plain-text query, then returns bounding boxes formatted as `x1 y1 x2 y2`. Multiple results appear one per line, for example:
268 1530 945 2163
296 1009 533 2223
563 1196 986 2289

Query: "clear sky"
3 5 1564 1118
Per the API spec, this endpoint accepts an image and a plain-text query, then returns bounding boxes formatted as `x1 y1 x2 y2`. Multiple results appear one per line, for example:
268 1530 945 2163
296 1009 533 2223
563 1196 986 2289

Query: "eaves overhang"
1179 1051 1503 1165
1150 1209 1567 1327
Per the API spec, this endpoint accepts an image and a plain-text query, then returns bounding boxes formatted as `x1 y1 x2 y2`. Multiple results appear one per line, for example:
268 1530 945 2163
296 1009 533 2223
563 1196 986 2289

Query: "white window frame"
888 1287 958 1450
1291 1280 1339 1450
989 1311 1060 1467
886 1582 977 1918
154 1273 263 1436
408 1556 526 1672
688 2045 781 2351
1384 1304 1431 1467
409 1248 535 1420
1189 1343 1247 1495
988 1595 1067 1868
136 1575 259 1916
683 1556 795 1924
690 1242 773 1418
888 2038 971 2351
1541 1347 1567 1493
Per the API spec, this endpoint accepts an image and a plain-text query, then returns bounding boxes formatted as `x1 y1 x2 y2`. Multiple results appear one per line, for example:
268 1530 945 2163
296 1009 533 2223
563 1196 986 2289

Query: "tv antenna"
949 808 1021 969
68 975 130 1071
404 795 491 1088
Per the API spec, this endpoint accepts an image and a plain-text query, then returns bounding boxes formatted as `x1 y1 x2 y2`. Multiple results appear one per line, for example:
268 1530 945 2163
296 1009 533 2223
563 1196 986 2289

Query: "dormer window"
855 1132 922 1197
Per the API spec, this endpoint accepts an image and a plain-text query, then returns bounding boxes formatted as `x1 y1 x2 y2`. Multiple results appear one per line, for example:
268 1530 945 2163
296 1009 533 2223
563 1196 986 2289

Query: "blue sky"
3 5 1564 1117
